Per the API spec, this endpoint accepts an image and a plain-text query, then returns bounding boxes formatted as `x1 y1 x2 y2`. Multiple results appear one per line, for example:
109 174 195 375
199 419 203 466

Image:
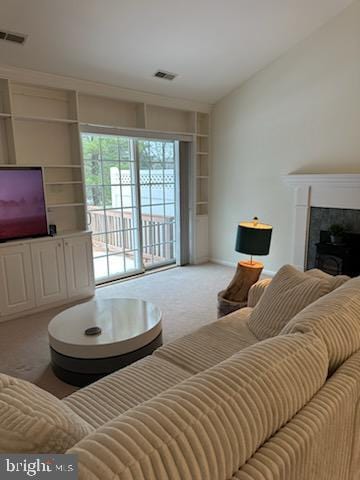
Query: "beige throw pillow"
247 265 334 340
0 374 93 453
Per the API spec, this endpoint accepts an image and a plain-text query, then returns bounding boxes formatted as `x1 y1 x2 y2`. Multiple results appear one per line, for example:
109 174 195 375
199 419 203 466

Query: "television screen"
0 167 48 242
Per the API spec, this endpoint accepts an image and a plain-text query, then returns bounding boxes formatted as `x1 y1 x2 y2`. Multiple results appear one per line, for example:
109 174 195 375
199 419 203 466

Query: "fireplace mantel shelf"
283 173 360 187
282 173 360 271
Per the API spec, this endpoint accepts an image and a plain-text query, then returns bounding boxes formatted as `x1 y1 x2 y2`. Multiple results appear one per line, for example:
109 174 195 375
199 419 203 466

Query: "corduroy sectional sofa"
1 264 360 480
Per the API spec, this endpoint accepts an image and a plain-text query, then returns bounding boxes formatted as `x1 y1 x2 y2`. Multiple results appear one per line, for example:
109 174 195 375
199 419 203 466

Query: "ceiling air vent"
154 70 177 81
0 30 27 45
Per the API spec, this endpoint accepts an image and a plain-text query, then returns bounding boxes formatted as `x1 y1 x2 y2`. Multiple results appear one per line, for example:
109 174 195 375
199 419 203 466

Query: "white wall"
210 0 360 273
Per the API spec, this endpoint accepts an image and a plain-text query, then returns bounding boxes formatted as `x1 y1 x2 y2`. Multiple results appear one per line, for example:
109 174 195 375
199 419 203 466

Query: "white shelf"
46 181 83 185
196 134 209 138
0 113 11 118
196 176 209 179
14 115 78 124
48 203 85 208
80 122 193 139
44 164 82 169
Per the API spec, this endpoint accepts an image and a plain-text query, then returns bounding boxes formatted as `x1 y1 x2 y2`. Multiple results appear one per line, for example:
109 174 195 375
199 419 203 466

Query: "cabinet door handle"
58 243 62 248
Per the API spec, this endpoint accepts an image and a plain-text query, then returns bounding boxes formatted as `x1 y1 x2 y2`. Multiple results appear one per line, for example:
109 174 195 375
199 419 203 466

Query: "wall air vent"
154 70 177 81
0 30 27 45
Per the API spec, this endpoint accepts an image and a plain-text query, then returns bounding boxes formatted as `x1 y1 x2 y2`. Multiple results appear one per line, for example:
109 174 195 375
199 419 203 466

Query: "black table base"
50 332 163 387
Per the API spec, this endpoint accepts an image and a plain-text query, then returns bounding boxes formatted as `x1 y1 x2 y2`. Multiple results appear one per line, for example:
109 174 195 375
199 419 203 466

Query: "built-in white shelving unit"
191 112 210 263
195 112 209 216
0 77 210 263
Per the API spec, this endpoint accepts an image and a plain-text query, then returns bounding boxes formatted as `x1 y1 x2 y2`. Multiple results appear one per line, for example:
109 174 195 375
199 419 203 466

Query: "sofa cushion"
247 265 334 340
154 307 258 374
281 276 360 373
69 332 328 480
0 373 93 453
306 268 349 289
64 356 192 429
232 347 360 480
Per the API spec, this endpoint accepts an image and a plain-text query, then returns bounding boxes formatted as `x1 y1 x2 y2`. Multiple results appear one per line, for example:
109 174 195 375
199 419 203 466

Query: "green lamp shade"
235 220 272 256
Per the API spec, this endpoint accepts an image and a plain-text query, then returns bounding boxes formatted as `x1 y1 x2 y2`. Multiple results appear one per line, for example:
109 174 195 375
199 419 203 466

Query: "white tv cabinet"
0 231 95 322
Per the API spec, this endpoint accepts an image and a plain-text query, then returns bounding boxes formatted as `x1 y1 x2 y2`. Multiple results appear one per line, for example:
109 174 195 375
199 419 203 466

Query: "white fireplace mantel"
283 174 360 270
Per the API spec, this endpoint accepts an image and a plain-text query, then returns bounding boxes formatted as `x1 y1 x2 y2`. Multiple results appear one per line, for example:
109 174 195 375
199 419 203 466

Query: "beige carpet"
0 263 234 398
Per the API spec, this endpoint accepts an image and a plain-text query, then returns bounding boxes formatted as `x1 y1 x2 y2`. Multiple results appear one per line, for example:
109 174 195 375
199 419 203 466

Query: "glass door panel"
138 140 177 269
82 133 142 282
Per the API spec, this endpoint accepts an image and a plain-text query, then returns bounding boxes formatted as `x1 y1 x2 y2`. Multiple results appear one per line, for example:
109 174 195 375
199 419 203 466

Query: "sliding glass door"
138 140 176 269
82 133 178 283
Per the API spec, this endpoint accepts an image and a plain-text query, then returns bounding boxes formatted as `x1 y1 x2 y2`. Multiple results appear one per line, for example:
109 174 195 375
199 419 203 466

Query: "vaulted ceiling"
0 0 354 103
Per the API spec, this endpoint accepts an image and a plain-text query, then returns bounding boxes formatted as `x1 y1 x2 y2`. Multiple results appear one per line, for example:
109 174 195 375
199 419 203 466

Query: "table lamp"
235 216 272 270
218 216 272 317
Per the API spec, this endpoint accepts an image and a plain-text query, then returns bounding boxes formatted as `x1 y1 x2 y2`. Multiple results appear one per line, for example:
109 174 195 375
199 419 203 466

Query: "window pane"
165 184 175 203
119 164 133 184
142 225 153 248
121 185 136 207
100 136 119 161
89 210 106 234
165 203 175 219
86 185 104 208
121 208 137 230
104 211 122 234
122 229 138 252
108 254 125 277
82 135 101 160
106 230 124 255
104 185 122 208
119 137 131 161
94 257 108 280
84 160 102 185
92 233 107 257
125 251 139 272
151 185 164 206
102 162 120 185
150 167 163 183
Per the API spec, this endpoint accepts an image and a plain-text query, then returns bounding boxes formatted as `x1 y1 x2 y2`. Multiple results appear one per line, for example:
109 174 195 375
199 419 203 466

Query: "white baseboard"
210 257 276 277
193 256 209 265
209 257 235 268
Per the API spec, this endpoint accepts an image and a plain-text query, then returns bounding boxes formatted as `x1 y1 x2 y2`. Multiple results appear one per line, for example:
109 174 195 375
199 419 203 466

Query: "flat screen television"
0 167 48 242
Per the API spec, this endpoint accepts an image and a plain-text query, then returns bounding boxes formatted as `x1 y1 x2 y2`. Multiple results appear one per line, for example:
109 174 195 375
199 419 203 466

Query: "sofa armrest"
247 278 272 308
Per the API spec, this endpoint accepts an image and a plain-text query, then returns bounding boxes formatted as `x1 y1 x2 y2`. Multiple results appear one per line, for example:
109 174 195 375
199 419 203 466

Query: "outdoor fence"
89 208 175 262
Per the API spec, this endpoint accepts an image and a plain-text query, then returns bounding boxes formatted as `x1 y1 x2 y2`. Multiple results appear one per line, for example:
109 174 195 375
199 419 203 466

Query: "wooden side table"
217 261 263 318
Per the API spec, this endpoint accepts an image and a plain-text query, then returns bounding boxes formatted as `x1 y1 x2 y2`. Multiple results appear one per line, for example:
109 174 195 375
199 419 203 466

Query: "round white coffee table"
48 298 162 386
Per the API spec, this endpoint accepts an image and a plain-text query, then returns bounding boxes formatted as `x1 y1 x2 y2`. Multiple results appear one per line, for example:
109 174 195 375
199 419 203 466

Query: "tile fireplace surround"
283 174 360 271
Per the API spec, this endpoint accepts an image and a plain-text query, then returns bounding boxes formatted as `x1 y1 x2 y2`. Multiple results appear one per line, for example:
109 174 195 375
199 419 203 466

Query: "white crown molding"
282 173 360 187
0 63 212 114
